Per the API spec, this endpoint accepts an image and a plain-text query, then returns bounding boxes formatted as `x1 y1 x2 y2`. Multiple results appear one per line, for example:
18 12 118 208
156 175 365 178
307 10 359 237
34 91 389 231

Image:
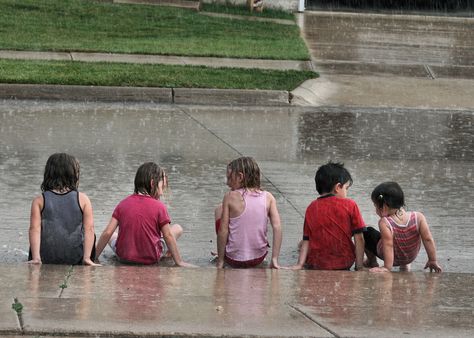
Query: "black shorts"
363 227 382 259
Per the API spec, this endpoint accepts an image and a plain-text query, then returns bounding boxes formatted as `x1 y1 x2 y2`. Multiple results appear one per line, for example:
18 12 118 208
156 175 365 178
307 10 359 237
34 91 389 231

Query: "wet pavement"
1 264 473 337
0 101 473 272
1 9 474 338
292 11 474 108
299 11 474 78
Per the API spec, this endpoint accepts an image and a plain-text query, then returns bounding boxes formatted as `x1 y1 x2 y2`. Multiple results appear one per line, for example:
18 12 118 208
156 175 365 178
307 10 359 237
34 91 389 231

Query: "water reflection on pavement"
0 101 472 272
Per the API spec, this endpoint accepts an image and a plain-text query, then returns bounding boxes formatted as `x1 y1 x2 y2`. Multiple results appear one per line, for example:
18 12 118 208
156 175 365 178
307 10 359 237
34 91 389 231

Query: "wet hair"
371 182 405 210
315 161 353 195
227 157 261 189
134 162 166 197
41 153 80 192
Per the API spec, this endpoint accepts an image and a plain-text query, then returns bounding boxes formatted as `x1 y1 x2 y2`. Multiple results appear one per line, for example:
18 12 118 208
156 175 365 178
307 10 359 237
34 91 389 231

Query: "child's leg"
161 224 183 258
363 227 381 267
108 232 118 252
169 223 183 240
399 264 411 271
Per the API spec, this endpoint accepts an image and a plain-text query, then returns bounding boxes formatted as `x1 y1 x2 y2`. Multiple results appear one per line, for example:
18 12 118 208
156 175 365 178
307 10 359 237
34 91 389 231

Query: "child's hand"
269 258 280 269
424 260 442 272
369 266 390 273
27 259 42 265
176 261 198 268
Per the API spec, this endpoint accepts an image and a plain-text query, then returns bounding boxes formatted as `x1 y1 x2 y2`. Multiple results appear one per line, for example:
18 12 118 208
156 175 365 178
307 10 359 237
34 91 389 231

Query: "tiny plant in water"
59 282 67 289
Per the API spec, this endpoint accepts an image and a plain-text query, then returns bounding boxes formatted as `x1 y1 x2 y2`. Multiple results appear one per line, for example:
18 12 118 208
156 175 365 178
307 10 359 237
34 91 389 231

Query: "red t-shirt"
113 194 171 264
303 195 365 270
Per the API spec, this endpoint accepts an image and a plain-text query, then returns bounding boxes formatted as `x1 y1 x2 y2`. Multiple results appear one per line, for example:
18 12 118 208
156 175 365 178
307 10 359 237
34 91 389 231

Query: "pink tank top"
225 189 269 262
377 212 421 266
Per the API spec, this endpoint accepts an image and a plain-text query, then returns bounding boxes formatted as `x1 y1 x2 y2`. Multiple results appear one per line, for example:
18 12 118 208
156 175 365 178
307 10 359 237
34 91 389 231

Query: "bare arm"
267 192 282 269
353 232 365 271
79 192 99 266
95 216 119 260
161 223 194 267
418 212 442 272
370 219 393 272
216 192 231 268
28 196 43 264
290 240 308 270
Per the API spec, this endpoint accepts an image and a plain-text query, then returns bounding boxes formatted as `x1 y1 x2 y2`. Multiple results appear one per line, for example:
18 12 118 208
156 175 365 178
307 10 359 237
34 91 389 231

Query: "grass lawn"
0 0 309 60
0 0 316 90
0 59 317 90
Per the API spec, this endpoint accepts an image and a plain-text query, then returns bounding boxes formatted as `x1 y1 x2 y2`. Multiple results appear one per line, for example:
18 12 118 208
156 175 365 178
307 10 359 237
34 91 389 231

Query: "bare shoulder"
415 211 426 222
32 194 44 208
78 191 92 208
378 217 390 229
265 191 276 203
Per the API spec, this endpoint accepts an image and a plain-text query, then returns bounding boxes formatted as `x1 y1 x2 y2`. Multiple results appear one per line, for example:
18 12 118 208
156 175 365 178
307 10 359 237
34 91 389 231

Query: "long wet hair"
371 181 405 210
315 161 352 194
227 156 261 189
41 153 80 192
134 162 166 197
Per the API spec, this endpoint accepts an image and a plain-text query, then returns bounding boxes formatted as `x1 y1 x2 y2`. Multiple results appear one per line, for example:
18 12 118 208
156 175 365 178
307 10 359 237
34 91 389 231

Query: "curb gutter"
0 84 291 106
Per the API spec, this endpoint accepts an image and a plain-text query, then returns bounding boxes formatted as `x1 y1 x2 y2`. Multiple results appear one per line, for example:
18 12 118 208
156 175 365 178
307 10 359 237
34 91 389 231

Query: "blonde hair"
227 157 261 189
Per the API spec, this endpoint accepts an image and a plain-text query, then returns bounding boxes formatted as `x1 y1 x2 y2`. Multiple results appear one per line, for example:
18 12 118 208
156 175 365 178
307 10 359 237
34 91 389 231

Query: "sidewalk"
2 264 473 337
0 50 312 106
2 48 473 109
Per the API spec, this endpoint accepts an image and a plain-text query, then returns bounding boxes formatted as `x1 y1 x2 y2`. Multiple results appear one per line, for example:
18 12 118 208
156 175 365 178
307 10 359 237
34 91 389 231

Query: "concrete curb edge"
0 84 291 106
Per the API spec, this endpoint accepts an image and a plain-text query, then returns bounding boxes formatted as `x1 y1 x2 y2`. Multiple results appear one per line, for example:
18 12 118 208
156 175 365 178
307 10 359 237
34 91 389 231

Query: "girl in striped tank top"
363 182 442 273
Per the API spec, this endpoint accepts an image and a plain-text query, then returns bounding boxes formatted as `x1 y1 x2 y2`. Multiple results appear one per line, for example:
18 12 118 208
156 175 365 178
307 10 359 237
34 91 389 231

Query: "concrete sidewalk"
0 50 312 106
1 264 473 337
1 48 473 109
0 50 313 71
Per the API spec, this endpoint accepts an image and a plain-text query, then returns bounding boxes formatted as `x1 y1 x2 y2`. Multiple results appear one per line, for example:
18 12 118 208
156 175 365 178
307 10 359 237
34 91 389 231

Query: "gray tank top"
40 190 84 264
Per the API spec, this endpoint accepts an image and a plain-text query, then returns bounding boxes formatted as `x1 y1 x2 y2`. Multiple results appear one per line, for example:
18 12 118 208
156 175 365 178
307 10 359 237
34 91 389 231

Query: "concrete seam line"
177 106 305 220
424 64 437 80
287 303 340 338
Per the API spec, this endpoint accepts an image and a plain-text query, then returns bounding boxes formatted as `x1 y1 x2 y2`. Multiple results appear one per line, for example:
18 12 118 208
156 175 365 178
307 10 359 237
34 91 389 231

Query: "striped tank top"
377 212 421 266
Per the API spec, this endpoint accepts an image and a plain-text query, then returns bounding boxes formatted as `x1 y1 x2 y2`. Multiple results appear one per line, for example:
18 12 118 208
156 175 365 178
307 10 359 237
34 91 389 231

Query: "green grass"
0 59 317 90
201 3 295 20
0 0 309 60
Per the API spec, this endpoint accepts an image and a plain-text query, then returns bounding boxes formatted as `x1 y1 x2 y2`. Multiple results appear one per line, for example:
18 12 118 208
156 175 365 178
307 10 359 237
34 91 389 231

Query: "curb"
0 84 291 106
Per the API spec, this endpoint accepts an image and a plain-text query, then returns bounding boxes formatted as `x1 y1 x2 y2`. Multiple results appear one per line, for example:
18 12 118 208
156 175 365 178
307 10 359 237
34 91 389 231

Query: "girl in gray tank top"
28 153 97 265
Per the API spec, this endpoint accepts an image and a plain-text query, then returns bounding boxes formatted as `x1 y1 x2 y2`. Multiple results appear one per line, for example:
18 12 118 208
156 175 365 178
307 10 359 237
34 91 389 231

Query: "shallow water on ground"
0 101 472 272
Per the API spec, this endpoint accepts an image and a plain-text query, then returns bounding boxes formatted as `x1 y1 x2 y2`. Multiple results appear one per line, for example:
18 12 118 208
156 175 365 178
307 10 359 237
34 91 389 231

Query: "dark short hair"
134 162 165 197
41 153 80 192
227 157 261 189
371 182 405 209
315 161 352 194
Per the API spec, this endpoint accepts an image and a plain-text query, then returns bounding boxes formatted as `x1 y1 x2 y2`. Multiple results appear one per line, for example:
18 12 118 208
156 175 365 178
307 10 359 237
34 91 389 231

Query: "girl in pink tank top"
364 181 442 273
215 157 282 269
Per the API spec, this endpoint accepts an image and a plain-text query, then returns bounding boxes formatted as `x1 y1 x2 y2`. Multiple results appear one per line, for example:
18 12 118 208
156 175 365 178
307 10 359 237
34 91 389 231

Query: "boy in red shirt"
291 162 366 270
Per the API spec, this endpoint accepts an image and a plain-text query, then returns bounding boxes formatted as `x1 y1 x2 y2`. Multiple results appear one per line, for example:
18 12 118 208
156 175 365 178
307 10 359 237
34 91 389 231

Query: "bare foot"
363 258 379 268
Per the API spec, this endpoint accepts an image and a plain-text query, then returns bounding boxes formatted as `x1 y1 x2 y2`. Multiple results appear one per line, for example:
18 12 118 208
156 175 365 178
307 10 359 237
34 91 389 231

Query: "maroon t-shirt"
113 194 170 264
303 195 365 270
